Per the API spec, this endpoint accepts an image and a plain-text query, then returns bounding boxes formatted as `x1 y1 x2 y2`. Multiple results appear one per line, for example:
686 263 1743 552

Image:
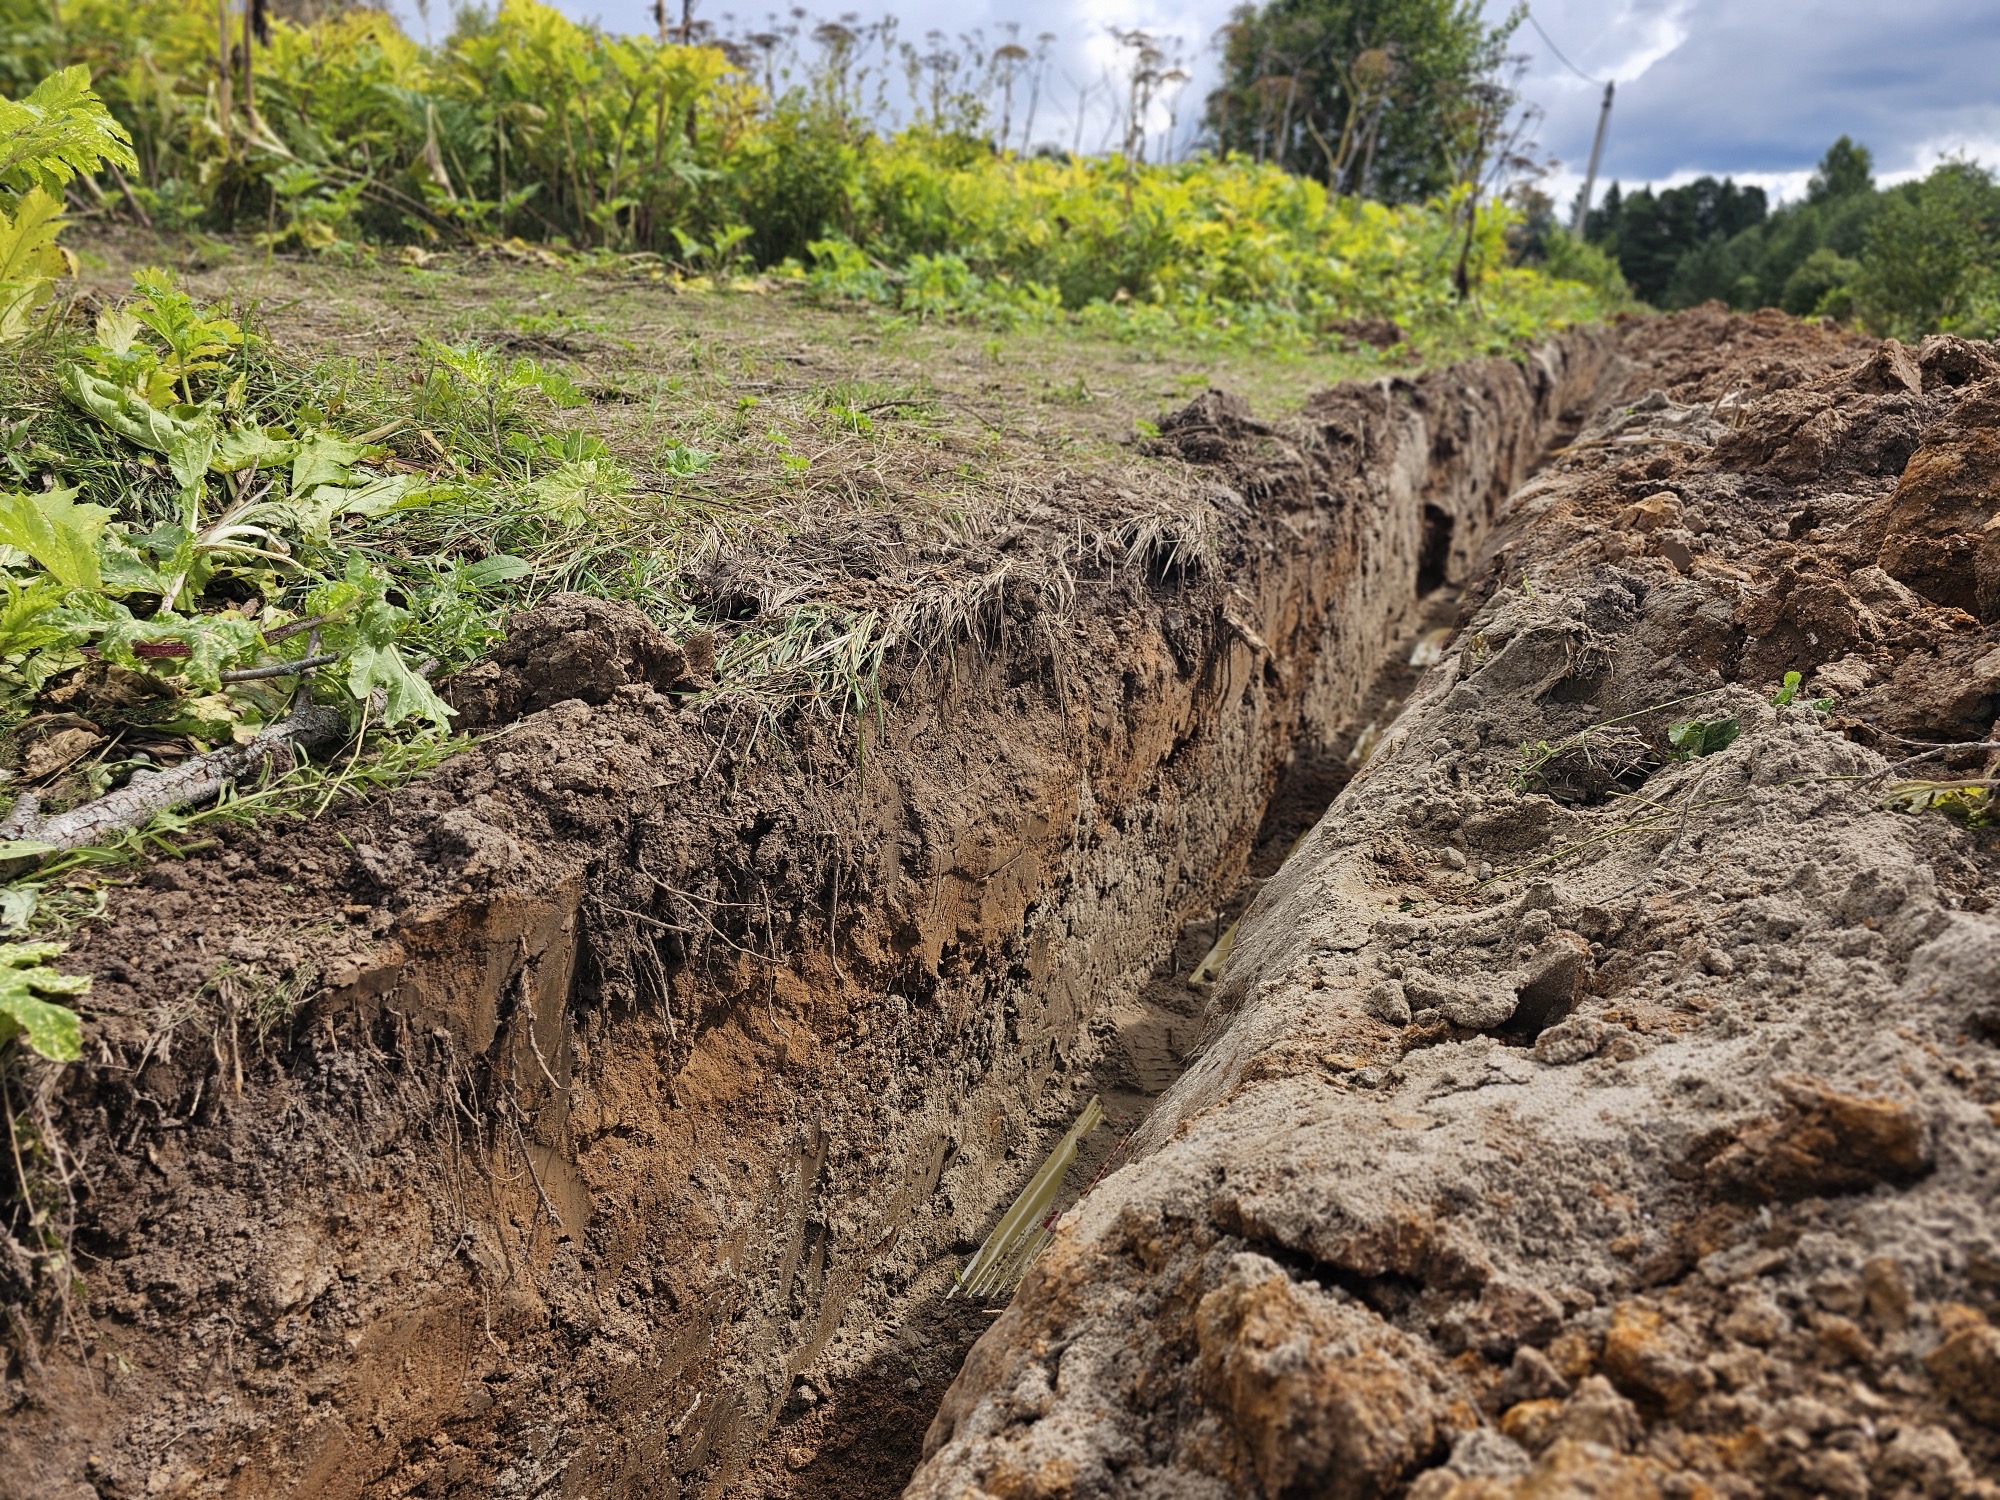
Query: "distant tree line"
1577 138 2000 338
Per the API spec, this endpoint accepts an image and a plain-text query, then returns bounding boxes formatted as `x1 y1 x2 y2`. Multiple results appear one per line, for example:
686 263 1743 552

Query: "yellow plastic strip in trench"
952 1094 1106 1301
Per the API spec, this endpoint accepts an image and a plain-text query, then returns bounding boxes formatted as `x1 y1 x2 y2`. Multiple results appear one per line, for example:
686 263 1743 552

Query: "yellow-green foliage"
829 140 1605 348
5 0 1616 349
0 65 136 342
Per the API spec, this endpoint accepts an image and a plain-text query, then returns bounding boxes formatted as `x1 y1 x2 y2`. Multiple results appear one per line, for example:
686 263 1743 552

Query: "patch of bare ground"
911 309 2000 1499
0 241 1623 1498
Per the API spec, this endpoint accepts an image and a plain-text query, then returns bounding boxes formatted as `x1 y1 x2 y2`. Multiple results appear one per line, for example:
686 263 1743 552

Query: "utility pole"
1570 80 1614 235
241 0 255 118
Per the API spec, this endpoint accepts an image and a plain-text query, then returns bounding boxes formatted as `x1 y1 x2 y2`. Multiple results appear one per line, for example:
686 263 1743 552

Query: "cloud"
400 0 2000 196
1508 0 2000 202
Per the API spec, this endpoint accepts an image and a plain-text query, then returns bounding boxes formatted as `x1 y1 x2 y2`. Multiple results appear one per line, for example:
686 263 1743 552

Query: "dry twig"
11 705 346 851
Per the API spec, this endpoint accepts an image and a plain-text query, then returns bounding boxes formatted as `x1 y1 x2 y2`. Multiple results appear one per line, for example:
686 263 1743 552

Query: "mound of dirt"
910 318 2000 1498
447 592 713 726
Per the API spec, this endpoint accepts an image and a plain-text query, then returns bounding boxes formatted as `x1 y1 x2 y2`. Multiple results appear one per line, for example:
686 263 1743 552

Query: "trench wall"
7 331 1615 1500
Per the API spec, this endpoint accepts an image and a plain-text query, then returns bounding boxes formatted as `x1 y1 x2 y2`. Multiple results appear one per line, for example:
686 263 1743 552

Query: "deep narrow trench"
755 587 1475 1499
19 336 1621 1500
724 371 1612 1498
732 366 1610 1499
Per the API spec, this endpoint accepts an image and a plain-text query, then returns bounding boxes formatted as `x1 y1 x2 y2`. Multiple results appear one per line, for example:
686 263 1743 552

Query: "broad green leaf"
96 534 168 596
0 884 38 933
151 691 252 742
346 637 454 730
303 554 378 626
61 365 219 484
340 592 451 729
291 430 373 494
165 425 217 490
0 186 70 343
660 442 715 476
128 269 242 392
266 472 422 542
210 424 298 475
91 304 144 356
1667 716 1742 758
0 938 87 1062
459 554 533 588
0 66 137 195
526 458 631 527
17 645 79 694
0 484 110 590
328 472 424 518
95 608 262 690
0 576 72 654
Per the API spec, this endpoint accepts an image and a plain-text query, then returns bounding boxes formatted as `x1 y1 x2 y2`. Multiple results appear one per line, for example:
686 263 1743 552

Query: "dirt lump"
1876 379 2000 620
446 591 708 725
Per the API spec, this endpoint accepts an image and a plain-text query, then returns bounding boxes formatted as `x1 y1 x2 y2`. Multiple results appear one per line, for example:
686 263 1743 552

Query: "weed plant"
4 0 1623 353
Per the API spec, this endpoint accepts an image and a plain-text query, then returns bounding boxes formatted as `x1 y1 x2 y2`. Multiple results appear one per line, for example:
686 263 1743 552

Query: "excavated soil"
0 307 1623 1498
911 313 2000 1498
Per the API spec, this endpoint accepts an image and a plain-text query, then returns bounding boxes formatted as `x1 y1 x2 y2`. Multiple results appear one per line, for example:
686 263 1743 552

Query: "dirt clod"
447 591 700 724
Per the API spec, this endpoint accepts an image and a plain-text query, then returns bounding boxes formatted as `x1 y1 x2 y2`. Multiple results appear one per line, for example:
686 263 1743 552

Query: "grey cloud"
1510 0 2000 191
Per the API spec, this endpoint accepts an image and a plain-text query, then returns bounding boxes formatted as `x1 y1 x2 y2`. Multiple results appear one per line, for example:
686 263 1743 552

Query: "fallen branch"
259 615 331 645
13 704 347 852
218 653 339 683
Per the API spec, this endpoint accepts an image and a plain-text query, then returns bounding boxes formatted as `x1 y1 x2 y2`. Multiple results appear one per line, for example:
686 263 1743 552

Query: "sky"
1496 1 2000 209
463 0 2000 209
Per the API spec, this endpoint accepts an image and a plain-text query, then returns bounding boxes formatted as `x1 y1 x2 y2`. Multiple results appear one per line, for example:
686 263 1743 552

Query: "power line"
1524 7 1603 86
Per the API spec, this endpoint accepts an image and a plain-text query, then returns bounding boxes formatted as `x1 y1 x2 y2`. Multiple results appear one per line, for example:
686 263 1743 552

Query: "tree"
1205 0 1515 202
1584 181 1622 242
1572 136 1997 331
1664 234 1748 308
1807 135 1873 203
1856 158 2000 337
1780 247 1862 317
1586 175 1768 305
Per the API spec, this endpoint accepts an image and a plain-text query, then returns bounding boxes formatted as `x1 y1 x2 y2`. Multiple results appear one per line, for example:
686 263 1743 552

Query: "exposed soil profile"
0 287 1615 1498
7 306 2000 1500
742 597 1464 1500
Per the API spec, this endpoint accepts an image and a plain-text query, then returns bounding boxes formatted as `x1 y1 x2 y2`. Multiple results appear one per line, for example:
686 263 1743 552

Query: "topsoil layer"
911 313 2000 1498
1 289 1617 1495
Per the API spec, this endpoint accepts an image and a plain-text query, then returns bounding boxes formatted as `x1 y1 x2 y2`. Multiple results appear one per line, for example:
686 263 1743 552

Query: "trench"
685 342 1619 1497
20 330 1622 1500
756 589 1473 1500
